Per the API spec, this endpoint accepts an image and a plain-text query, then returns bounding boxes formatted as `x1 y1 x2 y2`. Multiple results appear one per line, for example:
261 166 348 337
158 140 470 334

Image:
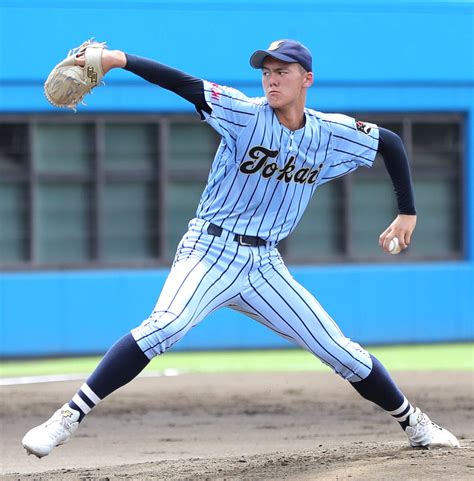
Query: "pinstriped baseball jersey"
197 80 379 243
131 81 381 383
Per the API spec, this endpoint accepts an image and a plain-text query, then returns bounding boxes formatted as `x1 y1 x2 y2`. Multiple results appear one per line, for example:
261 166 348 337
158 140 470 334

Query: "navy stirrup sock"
350 354 414 430
68 333 150 422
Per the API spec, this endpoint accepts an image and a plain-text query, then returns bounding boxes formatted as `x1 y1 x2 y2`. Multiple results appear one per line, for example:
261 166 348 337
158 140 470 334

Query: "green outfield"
1 343 473 379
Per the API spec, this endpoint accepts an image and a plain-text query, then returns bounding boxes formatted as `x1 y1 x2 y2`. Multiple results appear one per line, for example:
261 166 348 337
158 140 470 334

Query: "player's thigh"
240 263 372 381
133 244 249 358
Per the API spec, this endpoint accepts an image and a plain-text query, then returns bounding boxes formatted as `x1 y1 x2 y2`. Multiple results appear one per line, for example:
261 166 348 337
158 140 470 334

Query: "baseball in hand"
388 237 402 255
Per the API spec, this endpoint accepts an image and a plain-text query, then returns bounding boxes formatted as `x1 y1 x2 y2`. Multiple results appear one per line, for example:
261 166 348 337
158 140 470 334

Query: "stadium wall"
1 1 473 356
1 263 473 357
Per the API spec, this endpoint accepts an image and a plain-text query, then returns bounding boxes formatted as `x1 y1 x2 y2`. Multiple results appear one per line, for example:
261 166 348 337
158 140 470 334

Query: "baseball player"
23 39 459 457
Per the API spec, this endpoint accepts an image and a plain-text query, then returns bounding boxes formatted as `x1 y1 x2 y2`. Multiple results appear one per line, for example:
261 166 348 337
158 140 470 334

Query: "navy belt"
207 223 267 247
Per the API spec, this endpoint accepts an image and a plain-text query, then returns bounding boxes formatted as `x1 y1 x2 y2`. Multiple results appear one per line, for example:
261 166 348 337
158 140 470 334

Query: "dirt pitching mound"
1 371 472 480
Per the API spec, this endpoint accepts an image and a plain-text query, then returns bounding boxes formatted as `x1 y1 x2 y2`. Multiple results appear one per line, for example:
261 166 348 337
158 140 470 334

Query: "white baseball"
388 237 402 255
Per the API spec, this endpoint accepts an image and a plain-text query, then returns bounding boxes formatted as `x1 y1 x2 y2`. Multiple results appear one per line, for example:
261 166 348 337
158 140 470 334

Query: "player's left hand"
75 48 126 74
379 214 417 253
44 39 107 110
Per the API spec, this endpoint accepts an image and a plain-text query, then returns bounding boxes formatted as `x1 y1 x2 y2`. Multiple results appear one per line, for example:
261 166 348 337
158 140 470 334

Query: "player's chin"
266 97 283 109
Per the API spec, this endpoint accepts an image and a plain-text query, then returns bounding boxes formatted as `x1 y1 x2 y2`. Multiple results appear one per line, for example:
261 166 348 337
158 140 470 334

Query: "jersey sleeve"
321 113 379 182
201 80 262 143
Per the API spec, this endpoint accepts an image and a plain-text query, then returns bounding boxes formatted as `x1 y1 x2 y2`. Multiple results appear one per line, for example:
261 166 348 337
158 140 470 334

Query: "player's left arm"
377 127 417 253
96 49 258 141
123 54 211 114
79 49 211 113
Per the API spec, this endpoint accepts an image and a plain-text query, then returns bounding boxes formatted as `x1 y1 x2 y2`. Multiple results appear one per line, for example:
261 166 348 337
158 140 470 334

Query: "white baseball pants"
132 218 372 381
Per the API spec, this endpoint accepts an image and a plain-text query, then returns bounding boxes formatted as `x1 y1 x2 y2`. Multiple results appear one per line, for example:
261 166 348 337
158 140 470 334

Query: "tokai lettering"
240 146 279 174
277 158 296 182
307 163 324 184
293 168 309 183
262 162 278 177
239 146 324 185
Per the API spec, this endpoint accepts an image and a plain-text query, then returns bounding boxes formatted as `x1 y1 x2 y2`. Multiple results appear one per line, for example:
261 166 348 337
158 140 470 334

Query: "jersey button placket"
286 130 295 152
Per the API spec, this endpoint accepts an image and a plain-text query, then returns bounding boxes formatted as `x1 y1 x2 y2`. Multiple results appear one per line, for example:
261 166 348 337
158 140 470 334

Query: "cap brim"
250 50 299 69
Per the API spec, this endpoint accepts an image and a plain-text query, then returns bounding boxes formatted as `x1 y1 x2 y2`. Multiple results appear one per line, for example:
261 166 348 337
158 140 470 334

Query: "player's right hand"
379 214 417 253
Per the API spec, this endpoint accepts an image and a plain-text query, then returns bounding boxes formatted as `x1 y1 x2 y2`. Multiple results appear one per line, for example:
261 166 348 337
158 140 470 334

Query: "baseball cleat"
405 407 460 448
22 404 80 458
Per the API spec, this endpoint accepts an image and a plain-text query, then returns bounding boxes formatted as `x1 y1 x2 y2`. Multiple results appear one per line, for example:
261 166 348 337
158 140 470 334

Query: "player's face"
261 58 313 111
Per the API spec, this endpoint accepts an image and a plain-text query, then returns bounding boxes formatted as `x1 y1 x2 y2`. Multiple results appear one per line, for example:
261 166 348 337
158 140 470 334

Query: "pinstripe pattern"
132 219 372 381
265 259 370 372
241 261 371 380
133 82 379 378
133 223 252 357
196 81 379 242
231 296 297 343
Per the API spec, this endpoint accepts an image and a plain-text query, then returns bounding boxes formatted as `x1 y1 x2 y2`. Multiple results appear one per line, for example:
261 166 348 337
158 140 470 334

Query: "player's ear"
303 71 314 88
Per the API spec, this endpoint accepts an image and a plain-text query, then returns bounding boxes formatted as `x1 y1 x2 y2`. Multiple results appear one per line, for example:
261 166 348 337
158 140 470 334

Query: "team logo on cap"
268 40 284 51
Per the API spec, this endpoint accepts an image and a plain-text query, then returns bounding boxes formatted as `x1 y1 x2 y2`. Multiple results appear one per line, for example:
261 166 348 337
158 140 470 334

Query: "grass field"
1 343 473 378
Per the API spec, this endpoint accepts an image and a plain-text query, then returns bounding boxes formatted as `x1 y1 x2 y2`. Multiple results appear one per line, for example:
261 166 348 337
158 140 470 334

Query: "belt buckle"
238 235 253 247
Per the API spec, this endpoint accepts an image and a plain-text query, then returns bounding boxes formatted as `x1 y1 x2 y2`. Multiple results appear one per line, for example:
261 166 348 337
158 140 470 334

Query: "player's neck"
275 109 306 132
273 94 307 131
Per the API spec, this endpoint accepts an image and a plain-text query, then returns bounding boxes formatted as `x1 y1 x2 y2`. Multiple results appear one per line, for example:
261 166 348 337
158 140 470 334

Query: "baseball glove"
44 39 107 110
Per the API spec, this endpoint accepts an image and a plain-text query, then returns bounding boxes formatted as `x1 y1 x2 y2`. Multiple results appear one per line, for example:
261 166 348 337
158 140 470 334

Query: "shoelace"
44 413 73 441
413 415 443 440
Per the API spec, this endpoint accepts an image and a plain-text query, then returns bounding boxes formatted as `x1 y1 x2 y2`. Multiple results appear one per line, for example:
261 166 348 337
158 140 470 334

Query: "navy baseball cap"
250 39 312 72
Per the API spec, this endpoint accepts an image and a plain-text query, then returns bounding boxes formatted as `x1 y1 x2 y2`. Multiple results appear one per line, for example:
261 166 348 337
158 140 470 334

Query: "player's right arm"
319 112 417 253
376 128 417 252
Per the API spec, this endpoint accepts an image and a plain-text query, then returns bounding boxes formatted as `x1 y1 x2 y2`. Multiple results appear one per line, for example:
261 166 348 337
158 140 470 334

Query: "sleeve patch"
356 120 373 135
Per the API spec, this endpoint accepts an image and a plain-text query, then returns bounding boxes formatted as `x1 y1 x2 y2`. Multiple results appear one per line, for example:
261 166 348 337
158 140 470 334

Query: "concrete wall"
1 1 473 356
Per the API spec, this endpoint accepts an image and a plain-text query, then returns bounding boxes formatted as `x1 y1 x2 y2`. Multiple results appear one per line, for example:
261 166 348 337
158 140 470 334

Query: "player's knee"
323 342 373 382
335 361 371 382
131 311 185 358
